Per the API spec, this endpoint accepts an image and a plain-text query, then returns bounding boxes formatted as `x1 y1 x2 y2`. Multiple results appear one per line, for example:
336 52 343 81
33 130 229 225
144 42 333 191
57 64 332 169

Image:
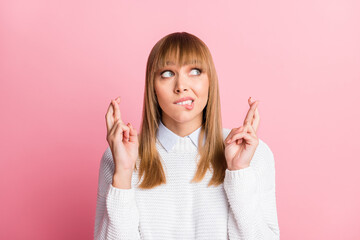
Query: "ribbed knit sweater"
94 125 280 240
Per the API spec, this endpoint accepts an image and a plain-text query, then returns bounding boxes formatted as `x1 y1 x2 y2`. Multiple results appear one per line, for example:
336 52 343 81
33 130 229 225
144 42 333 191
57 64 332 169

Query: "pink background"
1 0 359 239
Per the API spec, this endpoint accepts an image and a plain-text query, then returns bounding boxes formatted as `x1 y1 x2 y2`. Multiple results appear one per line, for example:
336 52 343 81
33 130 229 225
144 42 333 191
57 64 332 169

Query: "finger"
105 101 115 134
123 123 130 140
230 131 256 145
227 125 255 143
113 97 123 123
127 123 138 143
243 97 259 126
248 97 260 133
113 121 130 142
227 131 247 144
244 122 257 138
117 122 130 141
252 107 260 133
225 126 244 144
248 97 255 125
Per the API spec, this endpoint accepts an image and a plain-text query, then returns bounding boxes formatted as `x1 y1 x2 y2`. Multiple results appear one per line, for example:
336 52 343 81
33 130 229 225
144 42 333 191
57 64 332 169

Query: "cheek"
194 80 209 98
154 83 168 100
156 89 169 102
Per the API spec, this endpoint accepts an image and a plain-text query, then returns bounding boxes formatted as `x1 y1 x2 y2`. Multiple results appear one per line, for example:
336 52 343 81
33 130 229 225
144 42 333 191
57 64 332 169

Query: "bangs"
152 35 209 74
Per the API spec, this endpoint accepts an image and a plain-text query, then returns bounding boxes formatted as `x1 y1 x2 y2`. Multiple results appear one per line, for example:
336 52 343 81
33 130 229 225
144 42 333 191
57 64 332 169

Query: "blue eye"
190 68 201 75
161 70 174 78
160 68 202 78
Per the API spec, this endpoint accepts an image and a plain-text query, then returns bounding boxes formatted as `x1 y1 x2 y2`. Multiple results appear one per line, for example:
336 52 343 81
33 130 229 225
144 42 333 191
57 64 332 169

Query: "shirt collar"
156 120 204 152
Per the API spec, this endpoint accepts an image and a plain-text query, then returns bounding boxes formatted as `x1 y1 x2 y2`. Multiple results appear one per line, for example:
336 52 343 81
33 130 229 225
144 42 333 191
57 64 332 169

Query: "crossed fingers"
225 97 260 144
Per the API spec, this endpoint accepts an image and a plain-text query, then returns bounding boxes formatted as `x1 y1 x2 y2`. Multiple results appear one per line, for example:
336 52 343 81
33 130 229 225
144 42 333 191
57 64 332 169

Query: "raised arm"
94 96 142 239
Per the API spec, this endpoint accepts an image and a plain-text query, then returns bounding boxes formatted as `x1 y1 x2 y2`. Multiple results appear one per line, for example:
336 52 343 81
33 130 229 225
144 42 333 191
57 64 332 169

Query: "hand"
224 97 260 170
105 96 139 172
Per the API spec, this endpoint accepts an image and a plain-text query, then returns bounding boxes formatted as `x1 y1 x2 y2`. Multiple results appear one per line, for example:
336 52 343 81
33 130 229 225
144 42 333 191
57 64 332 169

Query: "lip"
173 97 195 104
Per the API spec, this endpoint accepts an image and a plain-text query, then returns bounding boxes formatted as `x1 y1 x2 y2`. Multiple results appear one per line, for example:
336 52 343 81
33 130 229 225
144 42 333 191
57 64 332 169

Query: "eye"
160 68 202 78
190 68 202 75
160 70 174 78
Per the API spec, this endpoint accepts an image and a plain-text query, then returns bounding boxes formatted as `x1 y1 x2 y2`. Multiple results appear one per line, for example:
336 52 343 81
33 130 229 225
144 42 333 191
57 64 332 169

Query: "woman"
94 32 280 239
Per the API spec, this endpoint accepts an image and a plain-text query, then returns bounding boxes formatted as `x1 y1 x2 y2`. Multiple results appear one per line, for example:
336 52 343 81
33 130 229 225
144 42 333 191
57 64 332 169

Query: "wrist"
112 172 132 189
112 173 131 189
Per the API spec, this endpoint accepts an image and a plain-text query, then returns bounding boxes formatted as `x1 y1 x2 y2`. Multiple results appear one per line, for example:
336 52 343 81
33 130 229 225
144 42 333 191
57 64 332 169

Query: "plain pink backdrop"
1 0 359 239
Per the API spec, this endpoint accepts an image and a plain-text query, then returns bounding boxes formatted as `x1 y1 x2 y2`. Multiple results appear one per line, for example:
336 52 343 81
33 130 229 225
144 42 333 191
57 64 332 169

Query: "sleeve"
94 146 142 240
223 139 280 240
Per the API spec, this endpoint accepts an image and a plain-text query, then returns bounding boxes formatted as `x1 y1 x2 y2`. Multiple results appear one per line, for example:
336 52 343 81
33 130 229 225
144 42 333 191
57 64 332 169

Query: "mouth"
173 97 195 104
174 99 194 106
174 99 195 110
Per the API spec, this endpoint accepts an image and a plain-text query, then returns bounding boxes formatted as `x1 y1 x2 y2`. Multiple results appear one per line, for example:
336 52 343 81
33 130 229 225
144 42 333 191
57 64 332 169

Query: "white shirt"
94 121 280 239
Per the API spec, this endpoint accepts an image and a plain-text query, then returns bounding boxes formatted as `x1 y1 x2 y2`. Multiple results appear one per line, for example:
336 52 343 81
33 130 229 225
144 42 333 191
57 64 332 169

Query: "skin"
154 62 209 137
224 97 260 170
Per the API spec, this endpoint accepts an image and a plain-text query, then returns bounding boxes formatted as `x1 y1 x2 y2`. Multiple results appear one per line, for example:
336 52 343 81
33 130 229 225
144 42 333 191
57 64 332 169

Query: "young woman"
94 32 280 240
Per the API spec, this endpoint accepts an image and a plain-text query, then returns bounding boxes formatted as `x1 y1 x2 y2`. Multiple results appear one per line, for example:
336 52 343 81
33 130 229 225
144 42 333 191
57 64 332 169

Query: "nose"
174 73 188 93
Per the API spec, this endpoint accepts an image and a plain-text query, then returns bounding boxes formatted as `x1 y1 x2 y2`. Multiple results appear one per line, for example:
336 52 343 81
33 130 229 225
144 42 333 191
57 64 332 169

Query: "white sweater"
94 123 280 240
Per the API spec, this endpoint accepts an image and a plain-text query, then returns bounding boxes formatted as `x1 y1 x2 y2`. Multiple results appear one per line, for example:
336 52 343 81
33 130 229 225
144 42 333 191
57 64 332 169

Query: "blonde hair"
135 32 227 189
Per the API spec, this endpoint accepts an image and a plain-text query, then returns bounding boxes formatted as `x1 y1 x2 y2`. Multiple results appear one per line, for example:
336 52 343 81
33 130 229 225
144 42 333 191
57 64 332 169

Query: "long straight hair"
135 32 227 189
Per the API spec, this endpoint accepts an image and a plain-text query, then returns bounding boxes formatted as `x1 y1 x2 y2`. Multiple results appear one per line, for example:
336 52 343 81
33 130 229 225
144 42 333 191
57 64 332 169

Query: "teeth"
176 100 193 105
